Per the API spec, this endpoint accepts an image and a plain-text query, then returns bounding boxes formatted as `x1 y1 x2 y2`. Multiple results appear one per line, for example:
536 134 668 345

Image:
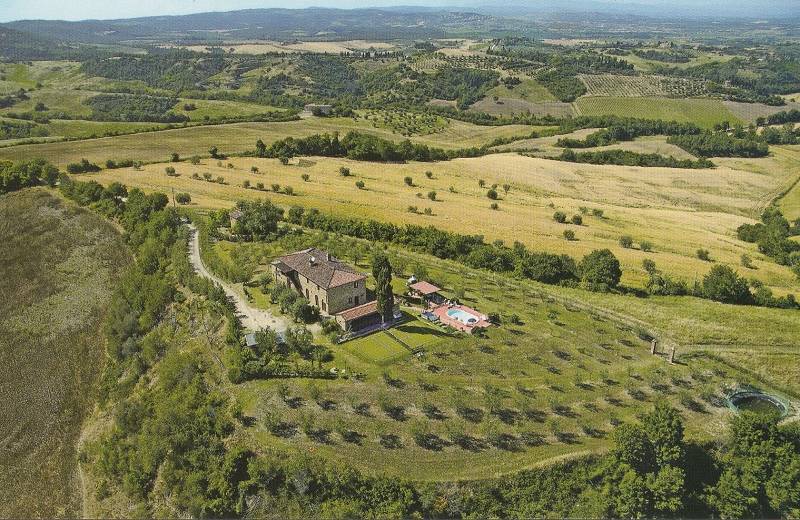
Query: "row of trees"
255 131 487 163
557 119 701 148
0 158 58 194
284 205 623 291
0 118 49 140
556 149 714 169
667 132 770 158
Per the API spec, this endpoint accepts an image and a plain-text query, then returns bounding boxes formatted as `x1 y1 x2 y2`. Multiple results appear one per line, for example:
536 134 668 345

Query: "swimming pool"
446 308 480 325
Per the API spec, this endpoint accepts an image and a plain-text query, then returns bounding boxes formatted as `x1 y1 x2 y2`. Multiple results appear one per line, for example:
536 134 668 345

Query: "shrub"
165 166 178 176
579 249 622 291
339 167 351 177
640 240 653 252
66 158 101 174
503 183 511 194
741 254 753 268
424 207 433 216
571 214 583 226
251 166 259 173
404 176 413 186
283 186 294 196
175 192 191 205
487 188 499 200
702 265 752 304
478 179 486 188
592 208 604 218
563 229 575 241
189 155 201 165
301 174 310 182
425 171 433 179
408 205 418 213
553 211 567 223
170 152 180 162
279 156 289 165
356 180 366 189
243 180 251 189
696 249 711 261
427 190 437 201
490 202 499 210
619 235 633 248
271 183 281 192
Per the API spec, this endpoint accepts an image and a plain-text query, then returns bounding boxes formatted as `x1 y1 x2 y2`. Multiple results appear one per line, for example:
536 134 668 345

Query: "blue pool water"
447 308 479 325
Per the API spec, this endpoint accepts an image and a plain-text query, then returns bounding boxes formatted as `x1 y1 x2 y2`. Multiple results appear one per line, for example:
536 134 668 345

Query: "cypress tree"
372 253 394 324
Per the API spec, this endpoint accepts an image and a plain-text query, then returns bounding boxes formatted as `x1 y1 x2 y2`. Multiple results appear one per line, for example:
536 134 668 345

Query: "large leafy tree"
579 249 622 291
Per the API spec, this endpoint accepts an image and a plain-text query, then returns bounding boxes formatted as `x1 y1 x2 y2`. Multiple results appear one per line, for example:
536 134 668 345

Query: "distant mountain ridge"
2 7 509 44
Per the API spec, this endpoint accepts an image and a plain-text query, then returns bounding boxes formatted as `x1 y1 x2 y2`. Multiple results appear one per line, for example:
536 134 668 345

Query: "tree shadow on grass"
380 434 403 449
416 433 449 451
555 432 581 444
342 430 366 445
286 397 305 409
384 405 407 421
494 408 521 425
270 422 298 438
456 407 484 423
318 399 337 411
309 428 332 444
451 434 487 452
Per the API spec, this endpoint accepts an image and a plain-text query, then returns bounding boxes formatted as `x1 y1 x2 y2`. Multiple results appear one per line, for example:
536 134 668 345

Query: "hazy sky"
0 0 794 23
1 0 423 22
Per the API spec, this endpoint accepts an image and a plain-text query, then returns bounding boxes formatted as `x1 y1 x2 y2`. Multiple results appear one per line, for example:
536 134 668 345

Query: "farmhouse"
271 248 385 332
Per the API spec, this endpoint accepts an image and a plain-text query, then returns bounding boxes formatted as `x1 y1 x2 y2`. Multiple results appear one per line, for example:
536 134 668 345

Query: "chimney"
326 251 331 262
309 255 316 266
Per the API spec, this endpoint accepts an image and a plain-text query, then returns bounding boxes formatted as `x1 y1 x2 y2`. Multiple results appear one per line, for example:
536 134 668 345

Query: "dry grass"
0 117 538 168
172 40 398 54
723 100 800 123
92 148 800 293
0 189 130 517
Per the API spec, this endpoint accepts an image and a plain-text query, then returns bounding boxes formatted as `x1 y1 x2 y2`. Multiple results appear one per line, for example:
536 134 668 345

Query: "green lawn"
341 331 411 365
389 318 451 350
486 78 557 103
175 98 284 121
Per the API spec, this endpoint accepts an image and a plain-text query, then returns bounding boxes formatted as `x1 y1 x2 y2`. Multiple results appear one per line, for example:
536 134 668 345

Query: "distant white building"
303 104 333 116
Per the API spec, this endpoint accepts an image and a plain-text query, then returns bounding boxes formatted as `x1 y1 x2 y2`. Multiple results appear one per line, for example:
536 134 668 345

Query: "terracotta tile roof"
410 281 441 295
336 300 379 322
272 248 365 289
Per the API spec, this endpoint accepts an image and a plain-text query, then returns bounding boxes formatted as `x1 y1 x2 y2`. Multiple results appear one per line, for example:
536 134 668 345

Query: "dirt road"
187 224 292 333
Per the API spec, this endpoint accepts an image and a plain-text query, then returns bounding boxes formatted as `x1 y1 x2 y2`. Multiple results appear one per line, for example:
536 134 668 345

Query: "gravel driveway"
187 224 293 333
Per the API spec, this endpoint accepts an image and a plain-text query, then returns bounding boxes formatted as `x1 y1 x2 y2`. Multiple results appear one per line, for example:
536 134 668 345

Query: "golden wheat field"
0 117 538 168
90 146 800 293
